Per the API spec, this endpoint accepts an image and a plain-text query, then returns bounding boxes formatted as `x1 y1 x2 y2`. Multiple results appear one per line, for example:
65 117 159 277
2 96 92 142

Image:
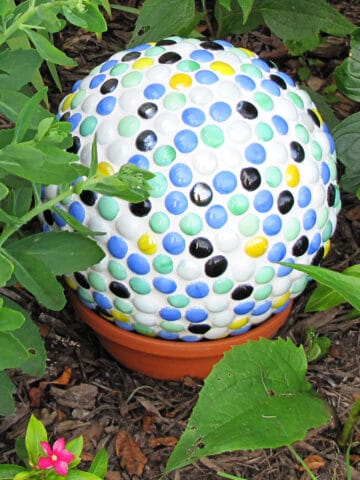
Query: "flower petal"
40 441 53 456
38 457 54 470
55 460 70 476
53 437 66 455
58 449 75 463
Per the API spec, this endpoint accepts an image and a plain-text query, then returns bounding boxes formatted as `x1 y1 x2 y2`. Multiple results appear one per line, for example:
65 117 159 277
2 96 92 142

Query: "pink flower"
37 437 75 476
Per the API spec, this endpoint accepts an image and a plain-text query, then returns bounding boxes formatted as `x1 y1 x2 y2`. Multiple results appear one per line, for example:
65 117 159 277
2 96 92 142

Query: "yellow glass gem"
65 277 78 290
229 317 249 330
61 93 75 112
210 61 235 76
245 236 269 257
272 292 291 309
313 109 323 125
112 310 130 322
239 48 256 57
323 240 331 257
96 161 115 177
132 57 155 70
138 233 158 255
286 164 300 187
169 73 192 90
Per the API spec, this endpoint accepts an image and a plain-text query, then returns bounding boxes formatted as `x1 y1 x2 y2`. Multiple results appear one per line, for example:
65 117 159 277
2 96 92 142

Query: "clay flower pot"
42 37 341 379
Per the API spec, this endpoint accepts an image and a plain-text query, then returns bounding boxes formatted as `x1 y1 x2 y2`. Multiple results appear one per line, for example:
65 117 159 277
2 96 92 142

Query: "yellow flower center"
51 454 58 461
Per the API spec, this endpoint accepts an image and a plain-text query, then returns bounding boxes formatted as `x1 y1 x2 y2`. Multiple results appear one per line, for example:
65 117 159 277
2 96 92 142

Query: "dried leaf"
142 415 156 433
148 436 178 448
345 205 360 221
29 367 72 407
105 471 122 480
50 383 98 409
115 430 147 476
298 454 326 471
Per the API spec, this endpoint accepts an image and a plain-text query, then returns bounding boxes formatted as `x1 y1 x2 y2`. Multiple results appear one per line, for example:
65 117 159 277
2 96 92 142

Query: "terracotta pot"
70 292 292 380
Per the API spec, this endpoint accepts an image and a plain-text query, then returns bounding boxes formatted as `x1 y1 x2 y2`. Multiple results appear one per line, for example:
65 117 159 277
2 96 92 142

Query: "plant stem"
338 398 360 448
200 0 215 38
287 444 318 480
345 442 359 480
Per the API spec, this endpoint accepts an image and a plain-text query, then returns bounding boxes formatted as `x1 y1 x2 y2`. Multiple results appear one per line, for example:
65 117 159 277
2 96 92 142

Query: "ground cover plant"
0 0 360 479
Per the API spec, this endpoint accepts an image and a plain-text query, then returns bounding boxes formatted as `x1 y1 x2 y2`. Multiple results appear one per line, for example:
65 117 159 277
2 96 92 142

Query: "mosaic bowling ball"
42 37 341 341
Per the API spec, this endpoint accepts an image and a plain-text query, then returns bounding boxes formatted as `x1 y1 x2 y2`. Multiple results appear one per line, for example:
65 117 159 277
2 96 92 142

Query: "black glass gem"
231 284 253 300
67 136 81 154
188 323 211 334
236 101 258 119
59 112 70 121
240 167 261 191
189 237 213 258
129 199 152 217
307 108 321 127
290 141 305 162
292 235 309 257
96 306 112 319
100 78 118 94
200 41 224 50
190 182 213 206
74 272 90 289
327 184 336 207
269 74 287 90
311 246 324 266
43 209 54 225
80 190 97 206
158 52 182 64
137 102 158 119
156 39 177 46
121 51 141 62
109 281 131 298
205 255 228 277
136 130 157 151
277 190 294 214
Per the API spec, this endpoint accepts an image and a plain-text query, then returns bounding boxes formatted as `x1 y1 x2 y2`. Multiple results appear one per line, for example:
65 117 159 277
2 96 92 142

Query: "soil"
1 1 360 479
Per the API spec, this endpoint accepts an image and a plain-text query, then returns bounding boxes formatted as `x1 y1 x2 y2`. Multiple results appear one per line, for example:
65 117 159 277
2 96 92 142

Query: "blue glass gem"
127 253 150 275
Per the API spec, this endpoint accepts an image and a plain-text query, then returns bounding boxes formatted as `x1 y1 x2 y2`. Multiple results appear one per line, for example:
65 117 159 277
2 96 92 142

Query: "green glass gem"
153 254 173 274
255 122 273 141
61 195 73 206
322 220 333 242
201 125 224 148
154 145 176 166
168 294 190 308
78 287 93 303
288 92 304 109
150 212 170 233
317 207 329 229
118 115 141 137
255 266 275 284
283 218 301 241
148 172 168 198
97 196 120 220
241 63 263 78
265 166 282 187
238 214 260 237
328 159 337 180
180 213 203 235
71 90 86 109
88 272 107 291
295 124 310 144
145 46 165 57
160 321 184 332
80 116 97 136
110 63 129 76
121 71 143 88
291 276 308 294
254 92 273 111
311 140 322 160
129 277 151 295
232 48 252 59
133 323 156 336
177 60 200 72
114 298 133 314
228 194 249 215
254 285 272 301
108 260 127 280
163 92 186 110
213 277 234 294
90 65 101 75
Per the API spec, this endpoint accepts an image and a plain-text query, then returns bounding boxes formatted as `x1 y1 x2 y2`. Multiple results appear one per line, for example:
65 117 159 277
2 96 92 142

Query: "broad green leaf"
0 465 27 479
0 207 22 226
46 59 62 91
67 470 105 480
0 331 29 370
259 0 354 41
4 182 33 218
67 436 83 468
25 415 48 468
218 473 248 480
335 28 360 102
218 0 231 11
0 49 42 91
301 86 339 132
0 252 13 287
15 438 29 468
237 0 254 23
89 449 108 479
166 338 330 472
128 0 199 47
24 29 77 66
0 89 50 124
52 206 106 237
215 0 262 38
0 307 24 332
4 251 66 310
0 183 9 201
281 262 360 311
0 371 15 417
37 4 65 33
89 135 99 178
285 35 320 56
0 130 14 149
1 296 46 376
6 231 105 276
63 3 107 33
0 0 14 16
13 88 47 144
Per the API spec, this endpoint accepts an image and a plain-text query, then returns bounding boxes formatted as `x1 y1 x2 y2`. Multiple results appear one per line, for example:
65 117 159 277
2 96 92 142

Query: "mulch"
1 1 360 479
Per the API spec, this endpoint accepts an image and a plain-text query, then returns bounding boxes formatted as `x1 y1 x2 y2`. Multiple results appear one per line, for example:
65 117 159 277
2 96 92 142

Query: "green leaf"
89 135 99 178
166 338 330 472
301 87 340 132
0 252 13 287
24 29 77 66
37 4 65 33
304 328 331 362
0 89 50 125
0 183 9 201
63 3 107 33
6 231 105 276
67 471 105 480
0 371 16 417
13 88 47 144
0 307 24 332
236 0 254 23
4 251 66 310
0 49 42 91
3 181 33 218
281 262 360 311
215 0 262 38
0 330 29 370
1 296 46 376
285 35 320 56
128 0 199 47
218 0 231 11
218 473 248 480
67 436 83 469
25 415 48 468
52 206 106 237
335 28 360 102
0 465 27 479
15 438 29 468
89 449 108 479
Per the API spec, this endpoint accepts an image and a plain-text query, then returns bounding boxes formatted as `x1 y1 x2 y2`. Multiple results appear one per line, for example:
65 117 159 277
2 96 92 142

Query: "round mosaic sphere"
42 37 341 341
